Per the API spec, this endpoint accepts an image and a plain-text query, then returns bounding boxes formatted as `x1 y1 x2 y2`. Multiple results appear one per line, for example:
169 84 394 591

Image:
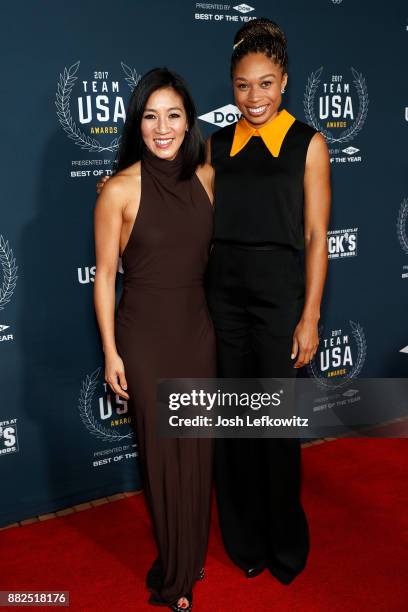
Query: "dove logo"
199 104 241 128
342 389 359 397
342 147 359 155
0 324 13 343
233 4 255 13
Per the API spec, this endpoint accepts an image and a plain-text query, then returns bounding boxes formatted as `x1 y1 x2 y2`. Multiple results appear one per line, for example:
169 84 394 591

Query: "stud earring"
281 88 285 94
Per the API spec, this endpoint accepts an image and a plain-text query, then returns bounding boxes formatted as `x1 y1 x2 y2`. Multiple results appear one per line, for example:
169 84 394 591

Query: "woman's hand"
96 175 111 195
104 351 130 399
291 318 319 368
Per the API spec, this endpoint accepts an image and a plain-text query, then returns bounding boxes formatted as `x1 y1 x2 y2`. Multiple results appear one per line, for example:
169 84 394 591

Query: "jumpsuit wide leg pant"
115 286 215 606
205 241 310 585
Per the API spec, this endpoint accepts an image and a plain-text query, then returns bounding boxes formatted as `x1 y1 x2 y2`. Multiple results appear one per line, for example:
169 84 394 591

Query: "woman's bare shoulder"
95 162 141 216
100 162 141 199
114 160 141 178
196 162 214 181
111 161 141 186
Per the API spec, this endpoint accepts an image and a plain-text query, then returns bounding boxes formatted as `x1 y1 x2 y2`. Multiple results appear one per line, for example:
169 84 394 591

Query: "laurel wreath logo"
0 235 18 311
396 198 408 254
304 67 368 143
307 320 366 389
78 367 133 442
55 61 140 153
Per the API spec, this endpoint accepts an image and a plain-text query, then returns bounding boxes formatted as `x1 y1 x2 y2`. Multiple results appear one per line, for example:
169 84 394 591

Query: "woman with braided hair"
205 17 330 584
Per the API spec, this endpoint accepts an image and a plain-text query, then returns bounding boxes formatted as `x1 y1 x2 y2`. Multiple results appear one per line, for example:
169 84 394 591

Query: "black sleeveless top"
210 118 317 250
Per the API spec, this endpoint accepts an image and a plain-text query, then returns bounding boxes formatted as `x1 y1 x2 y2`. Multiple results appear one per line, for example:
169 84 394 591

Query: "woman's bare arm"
93 177 132 398
292 132 331 368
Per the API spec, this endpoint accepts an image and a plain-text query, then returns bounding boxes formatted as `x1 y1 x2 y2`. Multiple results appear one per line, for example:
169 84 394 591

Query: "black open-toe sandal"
169 591 193 611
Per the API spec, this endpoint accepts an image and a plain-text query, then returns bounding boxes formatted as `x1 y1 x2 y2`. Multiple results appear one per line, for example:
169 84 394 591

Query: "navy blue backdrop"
0 0 407 526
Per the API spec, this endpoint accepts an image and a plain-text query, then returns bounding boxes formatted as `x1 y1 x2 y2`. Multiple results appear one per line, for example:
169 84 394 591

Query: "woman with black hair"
205 18 330 584
93 68 215 611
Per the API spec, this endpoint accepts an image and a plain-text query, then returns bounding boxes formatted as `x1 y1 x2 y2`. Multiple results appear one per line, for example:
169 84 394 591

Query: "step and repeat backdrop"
0 0 407 526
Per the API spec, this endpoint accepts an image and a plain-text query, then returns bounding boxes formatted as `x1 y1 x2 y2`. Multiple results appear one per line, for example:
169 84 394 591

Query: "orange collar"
230 108 296 157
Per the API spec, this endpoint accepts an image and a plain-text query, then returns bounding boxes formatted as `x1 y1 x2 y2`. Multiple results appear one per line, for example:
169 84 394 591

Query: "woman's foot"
170 592 192 611
176 596 190 610
245 564 265 578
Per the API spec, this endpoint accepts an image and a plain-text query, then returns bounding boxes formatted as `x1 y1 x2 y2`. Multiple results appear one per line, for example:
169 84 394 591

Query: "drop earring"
281 88 285 94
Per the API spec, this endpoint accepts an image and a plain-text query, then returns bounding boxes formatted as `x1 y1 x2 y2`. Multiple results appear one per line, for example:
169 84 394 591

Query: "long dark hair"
113 67 205 180
230 18 288 78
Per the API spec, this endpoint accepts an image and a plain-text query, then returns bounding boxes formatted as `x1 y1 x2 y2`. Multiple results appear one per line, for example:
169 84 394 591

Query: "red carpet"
1 439 407 611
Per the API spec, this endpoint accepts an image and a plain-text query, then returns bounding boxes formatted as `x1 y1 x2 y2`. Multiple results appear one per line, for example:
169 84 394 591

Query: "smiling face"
141 87 188 160
233 52 288 127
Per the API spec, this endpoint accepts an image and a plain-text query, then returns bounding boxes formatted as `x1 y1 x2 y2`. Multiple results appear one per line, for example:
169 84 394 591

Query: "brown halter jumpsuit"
115 147 215 606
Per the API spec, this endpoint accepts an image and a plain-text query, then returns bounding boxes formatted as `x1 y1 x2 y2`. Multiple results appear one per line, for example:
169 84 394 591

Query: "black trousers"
205 241 310 585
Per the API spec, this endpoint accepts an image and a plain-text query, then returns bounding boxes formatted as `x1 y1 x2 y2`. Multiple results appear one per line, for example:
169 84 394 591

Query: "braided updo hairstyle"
230 18 288 78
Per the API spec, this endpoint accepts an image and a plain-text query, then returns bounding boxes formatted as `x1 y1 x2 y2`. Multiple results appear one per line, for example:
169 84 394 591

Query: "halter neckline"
142 145 183 180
